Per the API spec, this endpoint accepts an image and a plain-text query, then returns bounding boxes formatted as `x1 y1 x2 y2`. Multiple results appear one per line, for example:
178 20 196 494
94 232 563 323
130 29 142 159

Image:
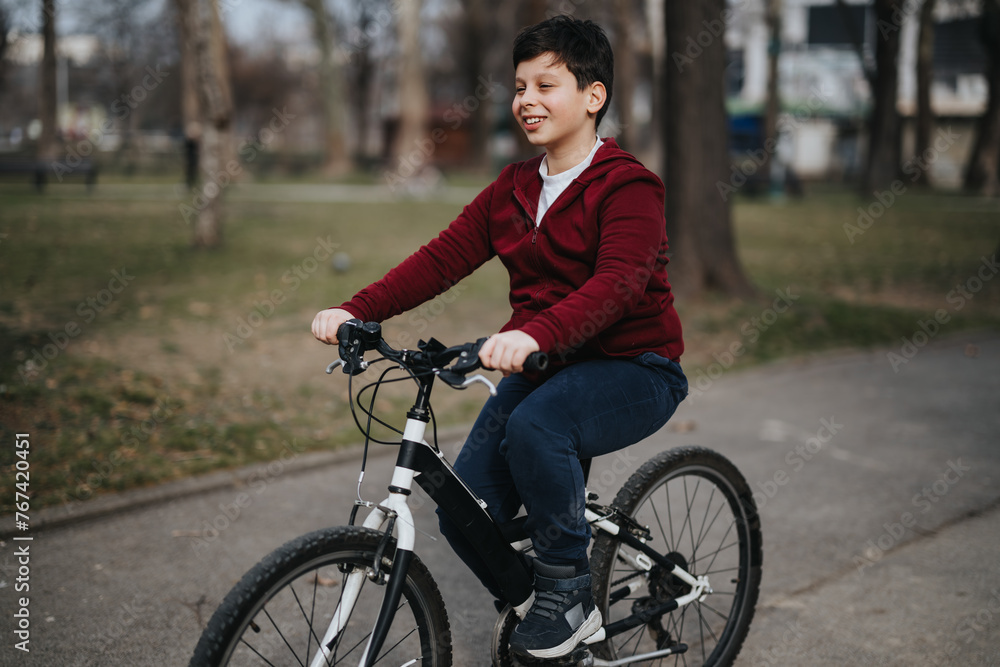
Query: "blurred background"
0 0 998 512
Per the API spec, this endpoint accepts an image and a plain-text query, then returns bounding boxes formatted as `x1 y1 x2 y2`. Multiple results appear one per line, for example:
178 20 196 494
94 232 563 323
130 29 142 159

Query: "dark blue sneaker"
509 561 603 659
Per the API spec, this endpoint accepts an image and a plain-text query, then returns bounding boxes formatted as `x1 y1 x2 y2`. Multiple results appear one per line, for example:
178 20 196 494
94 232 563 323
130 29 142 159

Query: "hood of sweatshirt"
509 138 654 223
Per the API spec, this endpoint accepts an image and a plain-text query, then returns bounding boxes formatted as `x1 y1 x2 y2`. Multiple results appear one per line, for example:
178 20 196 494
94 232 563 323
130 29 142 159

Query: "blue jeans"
437 353 688 599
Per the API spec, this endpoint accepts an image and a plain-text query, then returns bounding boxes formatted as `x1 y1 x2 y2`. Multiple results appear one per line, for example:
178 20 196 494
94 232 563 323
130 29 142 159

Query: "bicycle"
190 319 762 666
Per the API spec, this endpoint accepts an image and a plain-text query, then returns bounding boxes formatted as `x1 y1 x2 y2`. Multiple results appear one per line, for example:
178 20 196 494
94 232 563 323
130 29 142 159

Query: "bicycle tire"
190 525 452 667
590 446 762 666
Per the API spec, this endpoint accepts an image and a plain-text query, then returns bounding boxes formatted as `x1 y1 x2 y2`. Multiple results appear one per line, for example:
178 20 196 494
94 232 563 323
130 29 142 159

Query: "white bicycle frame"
311 386 713 667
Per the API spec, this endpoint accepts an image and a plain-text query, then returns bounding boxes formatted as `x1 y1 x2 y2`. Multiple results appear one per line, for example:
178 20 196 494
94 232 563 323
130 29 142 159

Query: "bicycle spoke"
651 487 672 552
688 533 738 571
327 599 412 666
238 636 279 667
375 626 419 663
691 486 718 558
685 476 704 568
691 491 726 560
697 523 738 579
262 607 307 667
287 579 326 664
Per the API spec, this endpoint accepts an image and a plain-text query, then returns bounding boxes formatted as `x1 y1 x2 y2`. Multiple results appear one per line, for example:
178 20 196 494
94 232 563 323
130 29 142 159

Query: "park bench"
0 157 98 192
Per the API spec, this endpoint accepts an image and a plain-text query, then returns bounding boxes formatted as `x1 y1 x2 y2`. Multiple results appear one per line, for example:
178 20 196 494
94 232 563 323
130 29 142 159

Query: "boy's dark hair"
512 15 614 128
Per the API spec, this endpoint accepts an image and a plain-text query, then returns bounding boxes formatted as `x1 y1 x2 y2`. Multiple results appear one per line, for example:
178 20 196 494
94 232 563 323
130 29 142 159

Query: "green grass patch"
0 181 998 511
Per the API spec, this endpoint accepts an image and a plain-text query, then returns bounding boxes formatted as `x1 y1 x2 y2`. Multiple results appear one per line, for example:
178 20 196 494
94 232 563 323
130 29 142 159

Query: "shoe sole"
522 609 603 660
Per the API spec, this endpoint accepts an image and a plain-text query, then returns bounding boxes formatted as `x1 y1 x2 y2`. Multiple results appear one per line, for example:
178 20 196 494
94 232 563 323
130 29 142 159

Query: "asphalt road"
2 334 999 666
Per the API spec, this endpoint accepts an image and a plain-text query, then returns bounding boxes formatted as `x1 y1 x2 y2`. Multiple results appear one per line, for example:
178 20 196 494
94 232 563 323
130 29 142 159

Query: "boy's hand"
312 308 355 345
479 330 540 376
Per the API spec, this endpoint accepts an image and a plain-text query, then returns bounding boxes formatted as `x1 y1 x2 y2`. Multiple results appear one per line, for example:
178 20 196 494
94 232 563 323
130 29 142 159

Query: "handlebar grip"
523 351 549 373
337 318 363 346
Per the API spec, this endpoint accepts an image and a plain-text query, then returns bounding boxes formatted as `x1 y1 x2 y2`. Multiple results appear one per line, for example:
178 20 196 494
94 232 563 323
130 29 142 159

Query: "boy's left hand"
479 331 540 376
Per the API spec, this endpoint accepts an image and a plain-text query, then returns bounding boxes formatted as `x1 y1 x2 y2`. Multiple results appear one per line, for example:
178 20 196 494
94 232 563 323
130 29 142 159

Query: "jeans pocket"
634 353 689 396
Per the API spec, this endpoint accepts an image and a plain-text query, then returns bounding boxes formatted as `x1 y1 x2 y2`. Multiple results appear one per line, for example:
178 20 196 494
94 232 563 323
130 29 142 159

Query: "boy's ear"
586 82 607 118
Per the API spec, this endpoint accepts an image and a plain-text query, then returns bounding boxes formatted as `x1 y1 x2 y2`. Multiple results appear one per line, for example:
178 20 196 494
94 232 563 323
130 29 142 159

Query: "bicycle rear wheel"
590 447 762 666
190 526 452 666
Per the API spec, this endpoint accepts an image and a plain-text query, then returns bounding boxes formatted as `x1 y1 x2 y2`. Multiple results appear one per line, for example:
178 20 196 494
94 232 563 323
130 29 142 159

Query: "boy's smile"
513 54 607 174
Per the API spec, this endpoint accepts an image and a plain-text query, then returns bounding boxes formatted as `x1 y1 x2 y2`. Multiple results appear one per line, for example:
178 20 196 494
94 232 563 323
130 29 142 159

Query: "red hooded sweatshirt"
340 138 684 368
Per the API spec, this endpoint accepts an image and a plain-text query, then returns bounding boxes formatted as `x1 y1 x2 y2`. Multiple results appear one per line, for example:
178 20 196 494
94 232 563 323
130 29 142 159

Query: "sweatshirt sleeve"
518 167 667 354
338 181 496 322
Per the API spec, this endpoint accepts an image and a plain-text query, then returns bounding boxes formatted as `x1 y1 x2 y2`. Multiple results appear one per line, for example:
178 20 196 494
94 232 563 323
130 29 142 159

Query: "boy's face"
512 53 605 152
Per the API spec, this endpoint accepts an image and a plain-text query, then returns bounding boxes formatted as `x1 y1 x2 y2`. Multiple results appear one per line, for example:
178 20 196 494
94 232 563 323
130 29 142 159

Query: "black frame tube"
405 440 534 607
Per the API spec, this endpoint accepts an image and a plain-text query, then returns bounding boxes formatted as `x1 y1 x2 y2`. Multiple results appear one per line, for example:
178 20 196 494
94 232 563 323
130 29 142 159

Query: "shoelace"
525 588 566 622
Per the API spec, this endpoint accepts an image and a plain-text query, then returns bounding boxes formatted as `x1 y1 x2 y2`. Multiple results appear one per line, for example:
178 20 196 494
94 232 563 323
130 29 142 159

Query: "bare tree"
612 0 638 151
299 0 349 174
457 0 492 170
176 0 233 248
663 0 754 298
913 0 937 187
346 1 382 165
0 6 9 92
391 0 429 174
37 0 57 162
518 0 548 27
74 0 159 171
761 0 782 188
865 0 905 193
965 0 1000 196
644 0 665 168
175 0 201 190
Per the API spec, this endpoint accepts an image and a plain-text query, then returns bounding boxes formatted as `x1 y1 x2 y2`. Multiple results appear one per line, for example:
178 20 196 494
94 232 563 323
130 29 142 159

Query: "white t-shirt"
536 137 604 226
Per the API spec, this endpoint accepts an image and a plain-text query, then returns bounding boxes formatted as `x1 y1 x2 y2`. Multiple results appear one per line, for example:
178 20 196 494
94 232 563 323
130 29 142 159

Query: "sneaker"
508 561 603 659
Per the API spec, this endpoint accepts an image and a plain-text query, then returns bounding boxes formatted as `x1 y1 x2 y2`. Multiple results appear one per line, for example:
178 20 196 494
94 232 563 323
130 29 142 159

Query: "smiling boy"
313 15 687 660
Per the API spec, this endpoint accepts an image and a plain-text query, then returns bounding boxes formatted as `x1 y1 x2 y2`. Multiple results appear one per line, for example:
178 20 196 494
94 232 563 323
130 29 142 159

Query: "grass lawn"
1 179 998 513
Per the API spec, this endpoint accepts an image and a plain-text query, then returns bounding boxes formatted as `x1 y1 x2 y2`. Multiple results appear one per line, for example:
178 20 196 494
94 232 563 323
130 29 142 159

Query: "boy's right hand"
312 308 355 345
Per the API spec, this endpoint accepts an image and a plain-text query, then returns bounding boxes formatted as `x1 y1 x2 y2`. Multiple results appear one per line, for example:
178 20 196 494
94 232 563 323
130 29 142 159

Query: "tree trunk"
913 0 936 187
864 0 904 193
391 0 430 178
511 0 550 157
613 0 637 151
38 0 58 162
518 0 548 27
645 0 665 169
964 0 1000 196
761 0 782 188
460 0 491 171
835 0 876 89
0 8 10 91
663 0 754 298
175 0 202 190
302 0 349 175
176 0 233 249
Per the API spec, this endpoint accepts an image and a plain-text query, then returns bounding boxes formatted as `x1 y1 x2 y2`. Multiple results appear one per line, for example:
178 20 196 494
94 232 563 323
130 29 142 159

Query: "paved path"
2 334 998 666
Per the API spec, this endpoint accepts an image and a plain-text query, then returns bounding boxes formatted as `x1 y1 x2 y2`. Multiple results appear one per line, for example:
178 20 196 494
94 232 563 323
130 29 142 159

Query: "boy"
312 15 687 660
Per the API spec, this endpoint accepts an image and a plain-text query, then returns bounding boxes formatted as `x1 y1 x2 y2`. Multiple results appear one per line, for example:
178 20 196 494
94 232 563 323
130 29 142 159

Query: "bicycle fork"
311 418 423 667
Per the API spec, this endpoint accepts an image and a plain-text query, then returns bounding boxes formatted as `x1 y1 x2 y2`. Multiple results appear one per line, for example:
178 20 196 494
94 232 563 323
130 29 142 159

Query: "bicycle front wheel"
590 446 762 667
191 526 452 666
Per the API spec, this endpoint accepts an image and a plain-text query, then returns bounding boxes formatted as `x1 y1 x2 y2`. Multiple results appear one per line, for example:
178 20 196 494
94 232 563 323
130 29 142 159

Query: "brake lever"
460 373 497 396
326 359 346 374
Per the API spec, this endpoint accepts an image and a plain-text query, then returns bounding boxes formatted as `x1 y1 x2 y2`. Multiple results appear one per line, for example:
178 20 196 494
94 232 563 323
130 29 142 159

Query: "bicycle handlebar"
332 319 548 384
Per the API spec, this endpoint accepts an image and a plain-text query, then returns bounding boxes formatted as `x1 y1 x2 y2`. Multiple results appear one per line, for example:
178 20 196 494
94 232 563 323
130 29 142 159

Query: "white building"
726 0 986 184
